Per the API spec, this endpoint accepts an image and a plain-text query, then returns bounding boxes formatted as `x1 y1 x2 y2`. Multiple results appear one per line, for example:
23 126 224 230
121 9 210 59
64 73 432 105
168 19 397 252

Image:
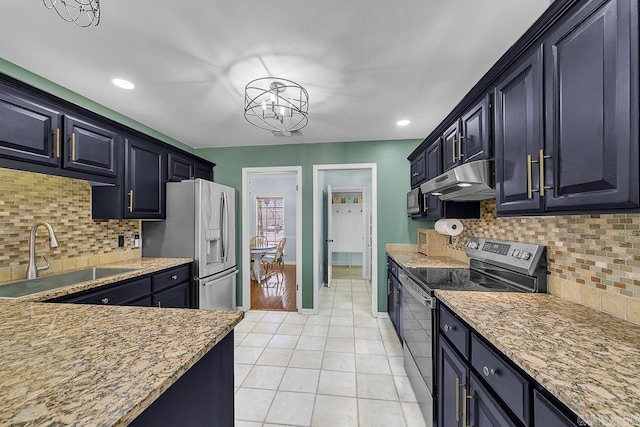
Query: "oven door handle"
399 272 434 308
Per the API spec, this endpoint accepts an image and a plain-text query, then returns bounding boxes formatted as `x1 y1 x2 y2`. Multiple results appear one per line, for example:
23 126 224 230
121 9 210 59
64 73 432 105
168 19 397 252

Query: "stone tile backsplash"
445 200 640 324
0 168 140 283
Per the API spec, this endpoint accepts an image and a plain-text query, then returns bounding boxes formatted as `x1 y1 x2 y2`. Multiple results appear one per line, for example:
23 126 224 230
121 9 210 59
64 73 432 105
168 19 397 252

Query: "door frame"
241 166 303 312
312 163 379 316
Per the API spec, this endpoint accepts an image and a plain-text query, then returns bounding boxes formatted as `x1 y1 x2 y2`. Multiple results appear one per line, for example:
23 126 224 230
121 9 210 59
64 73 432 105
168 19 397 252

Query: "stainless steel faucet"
26 222 59 279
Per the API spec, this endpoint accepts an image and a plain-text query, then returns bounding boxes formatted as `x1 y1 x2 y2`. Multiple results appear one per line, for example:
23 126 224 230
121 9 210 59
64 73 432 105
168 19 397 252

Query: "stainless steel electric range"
399 237 548 426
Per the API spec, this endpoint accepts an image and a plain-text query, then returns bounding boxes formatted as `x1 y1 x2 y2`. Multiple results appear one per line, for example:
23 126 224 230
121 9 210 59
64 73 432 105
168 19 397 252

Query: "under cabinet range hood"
420 159 495 201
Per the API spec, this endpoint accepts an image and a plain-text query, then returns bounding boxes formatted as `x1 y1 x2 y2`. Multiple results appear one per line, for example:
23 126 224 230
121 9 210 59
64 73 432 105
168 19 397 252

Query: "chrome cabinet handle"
101 298 109 304
128 190 134 212
452 135 457 163
71 132 77 161
483 366 496 377
539 148 552 197
157 301 162 308
171 275 178 280
462 386 473 427
458 133 464 160
455 376 460 422
444 324 454 332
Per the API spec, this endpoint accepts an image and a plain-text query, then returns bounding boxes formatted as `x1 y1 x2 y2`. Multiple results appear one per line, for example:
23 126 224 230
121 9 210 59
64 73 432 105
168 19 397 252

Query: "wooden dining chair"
249 236 268 281
261 237 286 285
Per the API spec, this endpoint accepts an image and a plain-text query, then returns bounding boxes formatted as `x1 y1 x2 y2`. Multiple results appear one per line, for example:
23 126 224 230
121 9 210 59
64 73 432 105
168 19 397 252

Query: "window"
256 196 285 245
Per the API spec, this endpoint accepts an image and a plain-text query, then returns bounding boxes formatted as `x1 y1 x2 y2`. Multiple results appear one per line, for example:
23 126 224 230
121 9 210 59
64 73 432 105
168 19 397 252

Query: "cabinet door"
469 374 519 427
387 268 394 319
494 45 545 215
194 162 213 181
167 152 194 182
410 150 426 187
125 137 165 219
424 139 443 218
544 0 639 210
460 94 491 164
442 121 461 171
153 281 190 308
438 337 467 427
63 115 118 177
533 390 580 427
0 90 61 166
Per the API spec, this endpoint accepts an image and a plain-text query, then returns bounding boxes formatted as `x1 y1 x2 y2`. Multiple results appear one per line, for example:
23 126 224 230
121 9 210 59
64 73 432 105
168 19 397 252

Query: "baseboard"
375 312 389 319
299 308 317 315
236 306 245 312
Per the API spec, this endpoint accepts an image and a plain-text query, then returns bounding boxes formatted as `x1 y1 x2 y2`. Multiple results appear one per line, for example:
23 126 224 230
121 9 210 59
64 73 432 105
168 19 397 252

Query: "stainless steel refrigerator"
142 179 237 311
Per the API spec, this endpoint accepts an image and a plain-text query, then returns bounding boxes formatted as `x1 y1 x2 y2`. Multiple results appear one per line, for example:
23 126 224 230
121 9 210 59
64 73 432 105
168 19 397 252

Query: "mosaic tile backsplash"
0 168 140 283
445 200 640 325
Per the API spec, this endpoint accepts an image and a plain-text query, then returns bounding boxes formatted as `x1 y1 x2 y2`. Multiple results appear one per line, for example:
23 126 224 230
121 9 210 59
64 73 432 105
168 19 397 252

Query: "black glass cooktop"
405 267 515 292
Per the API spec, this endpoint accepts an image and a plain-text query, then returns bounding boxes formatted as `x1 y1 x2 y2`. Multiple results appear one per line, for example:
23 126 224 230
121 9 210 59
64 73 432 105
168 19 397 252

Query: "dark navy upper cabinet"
494 45 545 215
460 94 492 164
167 152 194 182
442 96 492 173
0 89 61 167
125 136 165 219
194 162 213 181
543 0 639 211
410 149 427 187
442 122 461 172
63 115 118 177
424 139 443 218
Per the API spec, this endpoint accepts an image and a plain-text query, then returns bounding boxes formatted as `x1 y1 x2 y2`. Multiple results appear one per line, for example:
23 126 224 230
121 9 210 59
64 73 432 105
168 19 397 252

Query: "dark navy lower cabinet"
533 389 581 427
469 373 518 427
438 337 467 427
437 301 588 427
153 281 190 308
130 330 234 427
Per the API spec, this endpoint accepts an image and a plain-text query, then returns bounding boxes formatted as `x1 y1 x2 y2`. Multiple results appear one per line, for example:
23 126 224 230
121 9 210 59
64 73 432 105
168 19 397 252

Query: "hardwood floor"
250 264 296 311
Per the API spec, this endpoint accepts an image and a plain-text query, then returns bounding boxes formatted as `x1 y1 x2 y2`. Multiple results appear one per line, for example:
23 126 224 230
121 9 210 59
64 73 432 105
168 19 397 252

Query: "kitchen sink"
0 267 138 298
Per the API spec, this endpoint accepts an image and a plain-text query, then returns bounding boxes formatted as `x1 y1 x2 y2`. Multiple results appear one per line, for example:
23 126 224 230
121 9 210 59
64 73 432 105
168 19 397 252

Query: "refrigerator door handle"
201 268 238 285
219 192 226 262
222 192 230 264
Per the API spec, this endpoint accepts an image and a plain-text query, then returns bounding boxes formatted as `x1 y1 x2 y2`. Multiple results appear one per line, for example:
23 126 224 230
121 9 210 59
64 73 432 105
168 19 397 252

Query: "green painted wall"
0 57 194 154
196 139 434 312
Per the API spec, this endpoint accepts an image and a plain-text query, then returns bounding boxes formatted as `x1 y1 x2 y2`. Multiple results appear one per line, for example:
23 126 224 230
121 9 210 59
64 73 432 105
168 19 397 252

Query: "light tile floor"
234 277 428 427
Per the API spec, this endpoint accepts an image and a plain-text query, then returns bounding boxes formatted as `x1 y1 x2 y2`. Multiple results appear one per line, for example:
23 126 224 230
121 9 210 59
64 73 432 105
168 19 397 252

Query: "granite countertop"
0 300 243 426
436 291 640 427
387 250 469 269
0 257 193 302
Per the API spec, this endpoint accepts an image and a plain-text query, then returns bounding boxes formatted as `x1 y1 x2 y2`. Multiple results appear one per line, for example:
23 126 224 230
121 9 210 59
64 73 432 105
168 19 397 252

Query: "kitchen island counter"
437 291 640 427
0 299 242 426
0 257 193 302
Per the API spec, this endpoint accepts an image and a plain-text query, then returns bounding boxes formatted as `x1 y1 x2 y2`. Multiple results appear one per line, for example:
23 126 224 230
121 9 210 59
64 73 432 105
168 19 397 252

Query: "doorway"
241 167 302 312
312 163 378 316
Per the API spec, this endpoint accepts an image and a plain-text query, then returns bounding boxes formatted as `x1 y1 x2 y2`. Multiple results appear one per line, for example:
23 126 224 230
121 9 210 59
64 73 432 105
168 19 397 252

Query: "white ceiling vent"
271 130 303 137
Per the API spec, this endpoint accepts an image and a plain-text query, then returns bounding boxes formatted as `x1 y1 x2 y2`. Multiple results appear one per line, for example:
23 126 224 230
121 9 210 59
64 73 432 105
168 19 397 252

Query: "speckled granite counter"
0 299 243 426
436 291 640 427
0 257 192 302
387 250 469 269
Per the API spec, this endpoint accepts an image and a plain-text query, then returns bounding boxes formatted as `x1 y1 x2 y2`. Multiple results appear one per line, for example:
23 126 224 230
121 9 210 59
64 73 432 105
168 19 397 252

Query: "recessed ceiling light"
112 78 135 90
396 119 410 126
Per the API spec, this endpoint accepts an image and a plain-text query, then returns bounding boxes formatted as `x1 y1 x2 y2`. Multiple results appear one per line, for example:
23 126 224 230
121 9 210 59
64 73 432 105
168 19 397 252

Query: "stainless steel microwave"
407 188 422 215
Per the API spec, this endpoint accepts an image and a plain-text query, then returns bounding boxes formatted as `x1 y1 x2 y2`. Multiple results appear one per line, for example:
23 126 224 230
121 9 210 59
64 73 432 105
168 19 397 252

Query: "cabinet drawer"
67 277 151 305
471 333 530 424
153 265 190 292
439 304 469 358
389 258 399 278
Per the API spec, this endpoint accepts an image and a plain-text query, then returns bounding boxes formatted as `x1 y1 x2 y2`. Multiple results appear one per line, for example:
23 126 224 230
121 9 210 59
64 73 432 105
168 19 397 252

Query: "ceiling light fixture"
244 77 309 135
43 0 100 27
396 119 410 126
112 78 135 90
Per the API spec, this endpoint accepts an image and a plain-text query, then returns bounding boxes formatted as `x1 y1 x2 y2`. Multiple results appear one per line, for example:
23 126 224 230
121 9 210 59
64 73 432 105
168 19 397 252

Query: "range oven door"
400 271 435 424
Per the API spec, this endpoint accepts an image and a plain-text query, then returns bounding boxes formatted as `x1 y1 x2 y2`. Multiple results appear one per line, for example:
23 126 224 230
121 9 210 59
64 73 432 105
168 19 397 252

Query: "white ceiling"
0 1 549 149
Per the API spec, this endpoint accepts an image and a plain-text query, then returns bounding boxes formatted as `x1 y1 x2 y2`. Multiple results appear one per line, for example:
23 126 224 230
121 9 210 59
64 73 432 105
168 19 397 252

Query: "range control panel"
465 237 546 276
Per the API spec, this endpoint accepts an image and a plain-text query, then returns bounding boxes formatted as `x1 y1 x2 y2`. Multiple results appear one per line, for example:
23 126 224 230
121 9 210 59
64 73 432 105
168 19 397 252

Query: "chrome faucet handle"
37 255 50 272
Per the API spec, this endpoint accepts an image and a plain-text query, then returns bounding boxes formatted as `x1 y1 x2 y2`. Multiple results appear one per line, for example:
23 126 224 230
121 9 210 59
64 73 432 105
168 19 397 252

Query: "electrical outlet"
118 235 125 247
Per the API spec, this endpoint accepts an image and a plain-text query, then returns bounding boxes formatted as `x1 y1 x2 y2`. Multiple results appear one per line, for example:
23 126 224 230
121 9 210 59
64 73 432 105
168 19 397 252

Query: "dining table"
250 243 277 282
